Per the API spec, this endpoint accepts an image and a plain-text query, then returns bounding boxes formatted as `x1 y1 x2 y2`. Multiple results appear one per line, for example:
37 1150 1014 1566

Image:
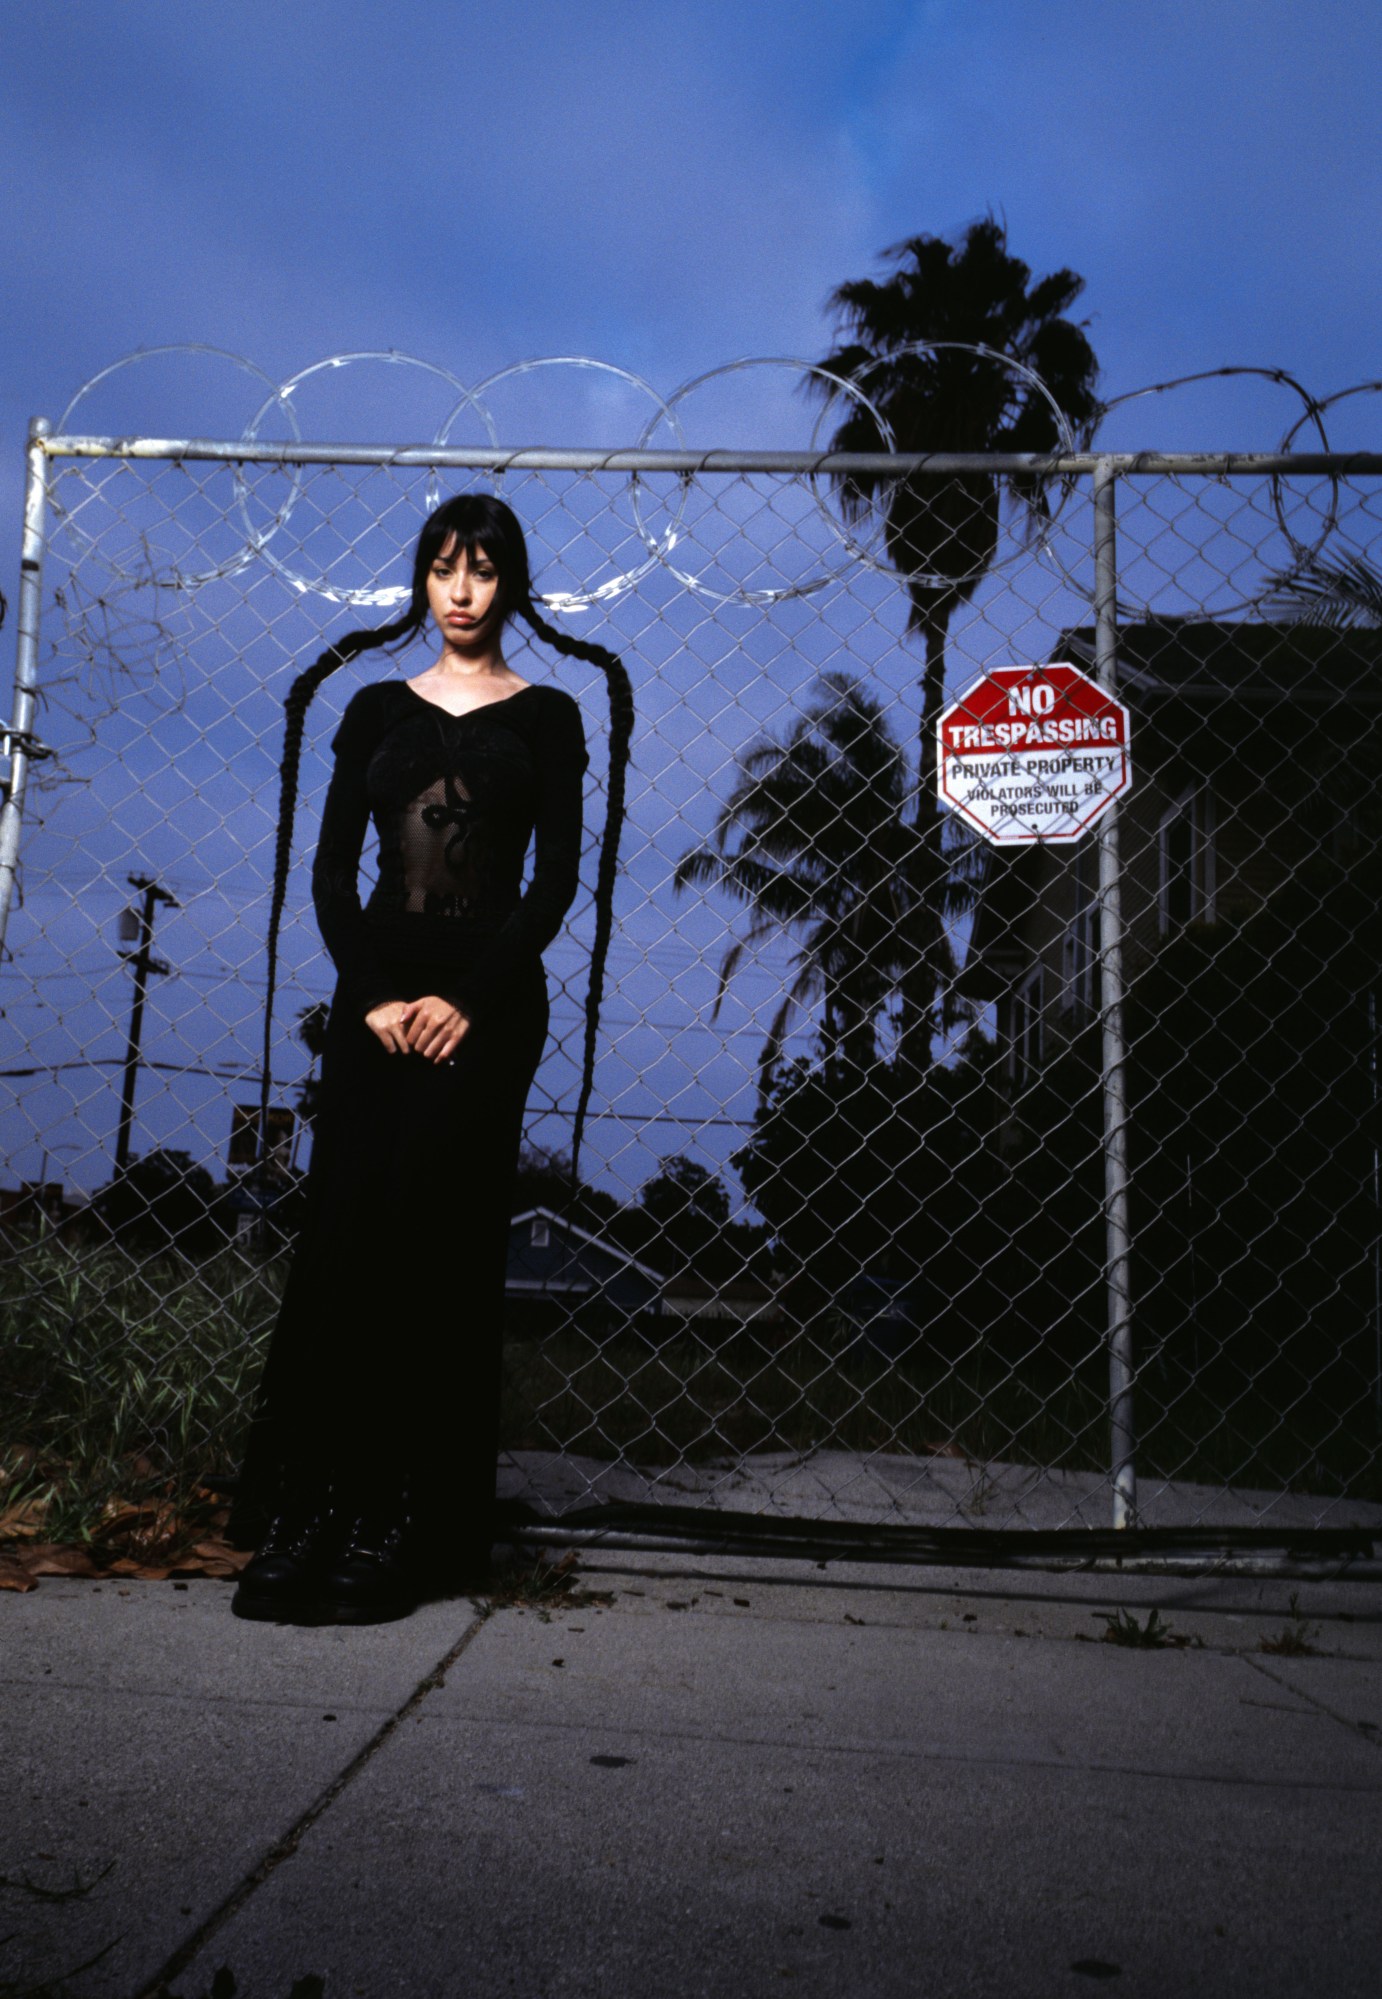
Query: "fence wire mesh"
2 422 1380 1552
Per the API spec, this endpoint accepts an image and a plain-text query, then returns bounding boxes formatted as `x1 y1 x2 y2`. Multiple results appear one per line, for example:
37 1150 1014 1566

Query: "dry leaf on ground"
0 1498 48 1539
191 1540 251 1570
24 1545 99 1578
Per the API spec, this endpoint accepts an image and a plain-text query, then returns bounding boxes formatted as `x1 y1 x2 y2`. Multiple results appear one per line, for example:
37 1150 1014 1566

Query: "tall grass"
501 1321 1381 1503
1 1232 281 1539
499 1327 1113 1474
3 1233 1376 1544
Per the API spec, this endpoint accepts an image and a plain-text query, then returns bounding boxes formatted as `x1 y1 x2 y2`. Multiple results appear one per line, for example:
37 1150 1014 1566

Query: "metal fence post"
0 417 51 961
1092 456 1137 1528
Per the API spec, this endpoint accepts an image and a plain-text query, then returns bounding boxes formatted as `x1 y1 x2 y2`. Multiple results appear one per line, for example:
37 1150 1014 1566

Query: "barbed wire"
24 344 1372 841
39 344 1378 612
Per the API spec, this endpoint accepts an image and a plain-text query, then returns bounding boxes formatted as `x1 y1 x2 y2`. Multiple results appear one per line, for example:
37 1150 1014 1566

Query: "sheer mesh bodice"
311 680 588 1024
401 769 482 917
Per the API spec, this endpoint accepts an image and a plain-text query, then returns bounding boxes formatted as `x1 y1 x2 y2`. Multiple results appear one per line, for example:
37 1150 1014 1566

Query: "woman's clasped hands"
365 996 470 1062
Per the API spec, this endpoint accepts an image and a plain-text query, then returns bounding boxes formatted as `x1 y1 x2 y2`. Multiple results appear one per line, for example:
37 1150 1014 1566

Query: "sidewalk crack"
130 1611 487 1999
1243 1653 1382 1754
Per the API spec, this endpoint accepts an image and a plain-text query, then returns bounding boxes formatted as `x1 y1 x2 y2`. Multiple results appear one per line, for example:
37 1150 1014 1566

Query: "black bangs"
429 534 487 567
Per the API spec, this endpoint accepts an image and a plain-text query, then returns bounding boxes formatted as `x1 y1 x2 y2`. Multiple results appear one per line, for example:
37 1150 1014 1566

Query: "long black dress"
233 677 588 1565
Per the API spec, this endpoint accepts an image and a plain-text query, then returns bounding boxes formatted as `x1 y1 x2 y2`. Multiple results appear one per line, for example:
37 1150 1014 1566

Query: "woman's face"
427 536 503 646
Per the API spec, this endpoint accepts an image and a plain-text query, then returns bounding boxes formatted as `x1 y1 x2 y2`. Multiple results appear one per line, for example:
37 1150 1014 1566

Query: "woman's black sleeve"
445 690 589 1026
311 689 405 1018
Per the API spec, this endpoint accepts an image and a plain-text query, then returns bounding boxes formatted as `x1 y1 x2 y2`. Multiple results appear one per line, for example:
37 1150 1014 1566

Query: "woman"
229 494 632 1625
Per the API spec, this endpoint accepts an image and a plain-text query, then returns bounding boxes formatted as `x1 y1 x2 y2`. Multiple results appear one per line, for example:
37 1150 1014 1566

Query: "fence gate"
2 408 1380 1571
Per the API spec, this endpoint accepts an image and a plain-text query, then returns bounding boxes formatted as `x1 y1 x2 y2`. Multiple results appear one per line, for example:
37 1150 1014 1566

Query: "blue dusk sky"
4 0 1380 460
1 0 1378 1207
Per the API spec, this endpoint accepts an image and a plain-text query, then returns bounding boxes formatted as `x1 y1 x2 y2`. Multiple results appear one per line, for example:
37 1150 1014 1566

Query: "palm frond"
1264 554 1382 630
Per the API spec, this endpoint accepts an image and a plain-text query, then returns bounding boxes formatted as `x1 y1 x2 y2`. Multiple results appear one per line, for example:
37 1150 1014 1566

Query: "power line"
8 917 793 980
1 1059 757 1126
4 977 793 1042
1 1057 255 1081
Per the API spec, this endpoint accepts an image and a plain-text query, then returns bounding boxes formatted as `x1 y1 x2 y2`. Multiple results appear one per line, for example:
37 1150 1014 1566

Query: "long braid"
517 597 634 1188
259 610 422 1165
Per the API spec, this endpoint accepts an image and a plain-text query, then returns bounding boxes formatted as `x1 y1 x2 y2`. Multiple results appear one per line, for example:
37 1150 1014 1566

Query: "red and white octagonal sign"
937 662 1133 845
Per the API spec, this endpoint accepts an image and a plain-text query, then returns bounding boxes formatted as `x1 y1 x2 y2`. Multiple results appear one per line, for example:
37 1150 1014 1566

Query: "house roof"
1062 616 1382 707
509 1206 670 1288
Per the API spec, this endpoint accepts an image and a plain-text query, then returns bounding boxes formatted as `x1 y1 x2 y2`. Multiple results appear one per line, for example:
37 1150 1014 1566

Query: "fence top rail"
28 425 1382 479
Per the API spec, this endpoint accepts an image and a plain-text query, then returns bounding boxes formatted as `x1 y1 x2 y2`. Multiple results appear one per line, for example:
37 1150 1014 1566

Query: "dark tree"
813 217 1101 1049
674 672 919 1081
638 1156 730 1278
611 1155 769 1286
93 1148 224 1255
733 1046 1011 1354
512 1143 618 1231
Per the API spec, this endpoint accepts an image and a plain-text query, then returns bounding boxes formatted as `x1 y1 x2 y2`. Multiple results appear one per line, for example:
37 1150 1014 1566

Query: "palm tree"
674 673 919 1085
812 217 1101 1048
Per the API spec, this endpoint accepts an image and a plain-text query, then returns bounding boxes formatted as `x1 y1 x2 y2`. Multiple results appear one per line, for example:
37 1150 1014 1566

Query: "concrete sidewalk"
2 1552 1380 1999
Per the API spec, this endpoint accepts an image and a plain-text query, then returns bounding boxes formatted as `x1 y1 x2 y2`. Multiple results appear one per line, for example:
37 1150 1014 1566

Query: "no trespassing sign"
936 662 1132 845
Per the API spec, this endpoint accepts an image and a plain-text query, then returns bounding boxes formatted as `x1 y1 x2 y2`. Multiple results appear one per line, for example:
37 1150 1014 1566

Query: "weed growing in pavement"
961 1462 999 1516
1259 1590 1320 1656
1096 1606 1199 1650
471 1548 615 1624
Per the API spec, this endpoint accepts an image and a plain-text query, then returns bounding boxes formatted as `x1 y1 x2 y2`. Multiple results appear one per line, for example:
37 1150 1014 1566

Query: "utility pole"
114 873 178 1175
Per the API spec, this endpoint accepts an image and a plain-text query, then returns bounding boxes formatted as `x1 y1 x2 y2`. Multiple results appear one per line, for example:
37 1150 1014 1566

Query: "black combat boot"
231 1487 335 1624
320 1480 418 1625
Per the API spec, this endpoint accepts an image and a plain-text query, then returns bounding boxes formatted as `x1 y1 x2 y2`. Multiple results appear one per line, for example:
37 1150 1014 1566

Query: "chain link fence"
2 403 1380 1561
